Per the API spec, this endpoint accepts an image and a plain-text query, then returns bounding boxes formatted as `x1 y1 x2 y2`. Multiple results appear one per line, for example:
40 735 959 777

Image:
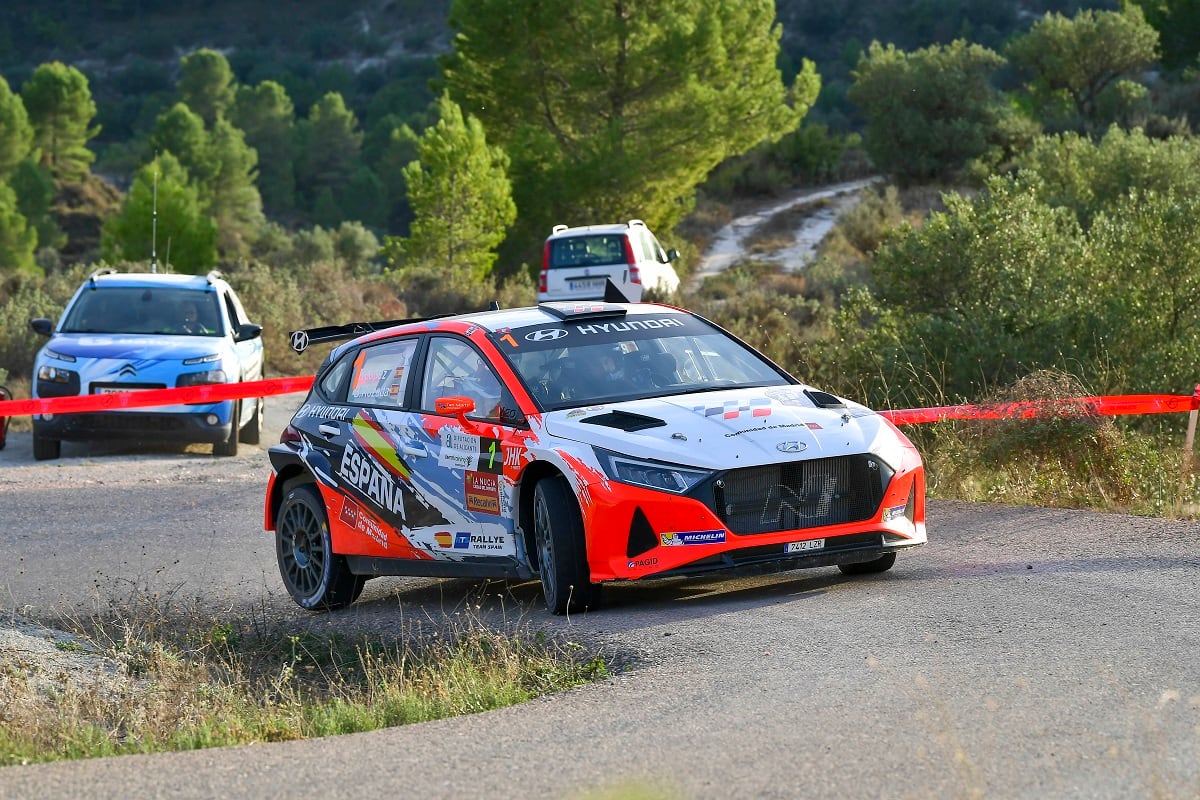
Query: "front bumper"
33 403 234 445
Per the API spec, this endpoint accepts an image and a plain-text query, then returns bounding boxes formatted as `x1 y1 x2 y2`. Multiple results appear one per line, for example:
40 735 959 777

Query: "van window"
549 235 626 269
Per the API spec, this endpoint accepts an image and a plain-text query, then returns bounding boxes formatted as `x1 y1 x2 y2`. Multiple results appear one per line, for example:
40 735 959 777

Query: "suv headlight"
37 365 77 383
177 369 228 387
594 448 711 493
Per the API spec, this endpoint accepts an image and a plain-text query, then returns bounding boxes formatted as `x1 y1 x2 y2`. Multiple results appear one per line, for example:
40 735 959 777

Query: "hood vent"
581 409 666 432
804 389 846 409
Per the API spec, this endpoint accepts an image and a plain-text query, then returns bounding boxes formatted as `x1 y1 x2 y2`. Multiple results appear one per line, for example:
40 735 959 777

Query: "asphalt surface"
0 401 1198 799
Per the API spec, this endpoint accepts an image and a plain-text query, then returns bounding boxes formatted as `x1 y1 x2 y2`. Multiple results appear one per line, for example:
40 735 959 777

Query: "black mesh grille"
707 455 890 535
64 413 189 433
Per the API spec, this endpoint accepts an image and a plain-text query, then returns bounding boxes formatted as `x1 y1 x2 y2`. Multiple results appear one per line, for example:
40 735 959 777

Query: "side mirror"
435 395 476 418
236 322 263 342
665 248 680 263
30 318 54 337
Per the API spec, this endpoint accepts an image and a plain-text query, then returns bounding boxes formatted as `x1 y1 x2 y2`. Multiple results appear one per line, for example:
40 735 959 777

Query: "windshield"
61 287 224 337
497 313 793 410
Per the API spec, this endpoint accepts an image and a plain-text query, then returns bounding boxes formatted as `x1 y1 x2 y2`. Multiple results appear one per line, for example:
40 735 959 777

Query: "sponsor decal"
439 531 510 552
882 504 908 522
338 440 405 517
627 557 659 568
465 470 501 514
525 328 568 342
503 445 524 469
694 398 772 420
296 403 355 421
660 530 726 546
724 422 810 438
565 409 587 419
805 422 823 430
575 319 685 335
339 496 388 549
478 437 502 474
439 427 480 469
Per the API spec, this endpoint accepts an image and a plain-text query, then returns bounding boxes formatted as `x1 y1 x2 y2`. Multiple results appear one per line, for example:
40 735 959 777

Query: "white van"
538 219 680 302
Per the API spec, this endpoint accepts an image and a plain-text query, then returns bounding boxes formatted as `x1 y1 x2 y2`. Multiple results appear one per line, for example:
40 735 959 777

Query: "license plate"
568 279 603 291
786 538 825 554
92 384 161 394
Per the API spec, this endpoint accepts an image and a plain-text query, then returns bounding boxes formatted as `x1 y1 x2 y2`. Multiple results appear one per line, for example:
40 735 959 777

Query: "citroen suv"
29 268 264 460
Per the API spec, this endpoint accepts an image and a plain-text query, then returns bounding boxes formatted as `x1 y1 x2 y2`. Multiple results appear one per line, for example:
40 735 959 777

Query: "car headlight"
595 448 711 493
177 369 228 387
37 365 76 383
183 353 222 365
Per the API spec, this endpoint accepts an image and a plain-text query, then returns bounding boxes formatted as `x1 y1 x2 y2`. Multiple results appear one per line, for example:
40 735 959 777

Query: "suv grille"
707 455 890 535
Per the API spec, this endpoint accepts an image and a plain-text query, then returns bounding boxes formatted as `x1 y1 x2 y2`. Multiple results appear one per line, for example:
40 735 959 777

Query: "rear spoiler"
288 315 452 354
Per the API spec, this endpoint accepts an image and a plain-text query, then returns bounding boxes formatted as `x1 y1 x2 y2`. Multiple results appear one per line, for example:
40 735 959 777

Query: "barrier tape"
0 376 314 417
881 390 1200 425
0 377 1197 426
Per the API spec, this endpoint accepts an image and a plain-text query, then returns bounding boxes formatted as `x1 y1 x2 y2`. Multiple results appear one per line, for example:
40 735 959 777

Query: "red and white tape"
0 376 315 417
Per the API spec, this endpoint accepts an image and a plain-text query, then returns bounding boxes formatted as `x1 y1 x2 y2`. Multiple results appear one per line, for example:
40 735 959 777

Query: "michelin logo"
660 530 726 546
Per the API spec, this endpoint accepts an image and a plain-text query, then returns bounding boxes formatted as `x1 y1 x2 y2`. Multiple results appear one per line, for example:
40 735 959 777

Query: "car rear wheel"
276 482 364 610
838 552 897 575
239 396 263 445
32 432 60 461
533 476 600 615
214 400 239 456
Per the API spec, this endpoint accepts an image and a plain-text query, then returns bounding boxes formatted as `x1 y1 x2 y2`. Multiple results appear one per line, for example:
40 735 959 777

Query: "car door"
403 335 525 564
309 336 450 559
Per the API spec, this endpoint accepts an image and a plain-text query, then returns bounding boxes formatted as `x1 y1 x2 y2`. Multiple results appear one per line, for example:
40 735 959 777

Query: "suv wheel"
214 401 239 457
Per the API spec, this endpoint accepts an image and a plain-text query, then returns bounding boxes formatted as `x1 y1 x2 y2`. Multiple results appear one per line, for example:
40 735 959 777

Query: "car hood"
543 387 906 469
40 333 228 361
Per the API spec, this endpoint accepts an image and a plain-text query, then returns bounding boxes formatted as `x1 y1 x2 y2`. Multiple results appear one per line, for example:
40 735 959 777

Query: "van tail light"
540 241 551 292
623 238 642 284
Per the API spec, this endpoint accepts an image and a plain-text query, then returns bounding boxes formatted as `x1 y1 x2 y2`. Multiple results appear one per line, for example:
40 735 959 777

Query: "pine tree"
178 48 236 126
0 75 34 178
231 80 297 215
20 61 98 182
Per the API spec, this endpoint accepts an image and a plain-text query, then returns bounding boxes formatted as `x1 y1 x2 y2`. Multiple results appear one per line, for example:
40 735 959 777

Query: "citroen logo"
525 328 568 342
290 330 310 353
118 363 137 377
776 440 807 453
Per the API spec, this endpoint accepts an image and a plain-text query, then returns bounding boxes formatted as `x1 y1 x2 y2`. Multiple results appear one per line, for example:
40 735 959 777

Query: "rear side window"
549 235 627 269
347 339 418 407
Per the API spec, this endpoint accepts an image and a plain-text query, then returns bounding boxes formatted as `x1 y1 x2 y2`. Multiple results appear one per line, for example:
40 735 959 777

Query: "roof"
84 269 227 290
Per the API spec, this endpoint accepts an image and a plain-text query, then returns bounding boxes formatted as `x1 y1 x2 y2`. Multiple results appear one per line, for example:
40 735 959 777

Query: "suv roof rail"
551 224 569 234
205 269 224 284
87 267 117 282
627 219 645 228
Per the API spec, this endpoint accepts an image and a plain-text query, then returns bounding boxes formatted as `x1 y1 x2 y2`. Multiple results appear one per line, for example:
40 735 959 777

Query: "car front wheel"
276 482 364 610
533 476 600 615
239 396 263 445
32 431 60 461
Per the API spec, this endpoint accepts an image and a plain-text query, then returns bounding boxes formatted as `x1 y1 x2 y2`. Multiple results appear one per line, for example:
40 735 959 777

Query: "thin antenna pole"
151 154 159 274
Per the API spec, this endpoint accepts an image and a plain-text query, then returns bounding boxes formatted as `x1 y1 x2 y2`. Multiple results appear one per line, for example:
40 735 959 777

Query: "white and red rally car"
265 299 926 614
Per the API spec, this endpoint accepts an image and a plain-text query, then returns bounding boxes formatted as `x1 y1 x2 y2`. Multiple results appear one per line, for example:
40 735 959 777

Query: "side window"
318 353 355 400
347 339 419 408
421 337 512 423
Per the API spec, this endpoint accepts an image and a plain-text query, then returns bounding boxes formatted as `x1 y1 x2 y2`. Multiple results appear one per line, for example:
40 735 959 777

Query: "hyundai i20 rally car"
265 299 926 615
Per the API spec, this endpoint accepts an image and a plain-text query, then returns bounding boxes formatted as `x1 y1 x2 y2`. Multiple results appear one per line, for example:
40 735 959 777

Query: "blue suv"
29 269 264 460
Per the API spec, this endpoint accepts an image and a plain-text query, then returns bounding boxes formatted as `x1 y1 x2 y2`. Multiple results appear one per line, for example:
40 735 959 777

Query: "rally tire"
533 476 600 615
276 483 365 610
214 400 239 456
32 432 60 461
239 396 263 445
838 552 897 575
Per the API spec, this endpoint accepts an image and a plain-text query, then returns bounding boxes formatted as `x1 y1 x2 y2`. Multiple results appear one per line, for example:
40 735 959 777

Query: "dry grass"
0 593 608 766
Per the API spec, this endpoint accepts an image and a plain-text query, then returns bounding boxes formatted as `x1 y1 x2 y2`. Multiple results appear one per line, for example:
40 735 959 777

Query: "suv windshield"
62 288 224 336
498 315 792 410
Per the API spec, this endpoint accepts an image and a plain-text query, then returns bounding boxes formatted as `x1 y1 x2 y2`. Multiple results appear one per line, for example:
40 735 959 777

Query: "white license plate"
568 279 604 291
786 538 825 554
